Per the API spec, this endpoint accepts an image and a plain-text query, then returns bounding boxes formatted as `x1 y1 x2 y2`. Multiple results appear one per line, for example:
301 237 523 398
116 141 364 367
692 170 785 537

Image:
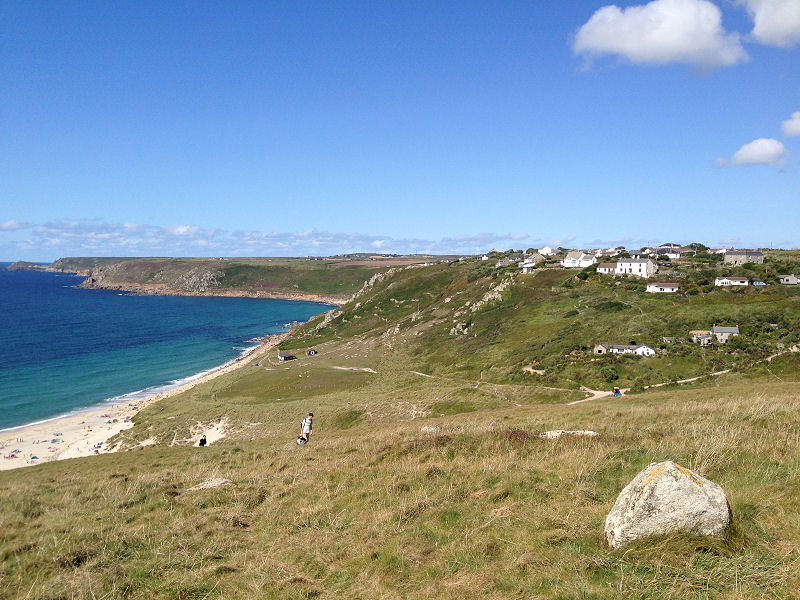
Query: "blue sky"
2 0 799 260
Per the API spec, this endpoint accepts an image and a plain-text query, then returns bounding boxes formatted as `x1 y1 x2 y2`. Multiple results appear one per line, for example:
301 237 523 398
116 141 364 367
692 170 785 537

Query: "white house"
715 276 749 287
561 251 596 269
596 262 616 274
646 282 679 293
779 274 799 285
520 253 545 274
596 343 655 356
539 245 555 256
615 258 657 278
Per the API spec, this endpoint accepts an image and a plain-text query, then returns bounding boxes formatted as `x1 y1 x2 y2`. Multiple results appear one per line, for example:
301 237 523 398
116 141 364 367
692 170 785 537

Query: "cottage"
779 274 800 285
593 343 608 355
711 325 739 344
561 251 596 269
278 352 296 361
605 343 655 356
520 253 545 274
646 282 679 293
539 245 555 256
596 262 616 275
615 258 657 279
690 330 713 345
723 250 764 266
714 276 749 287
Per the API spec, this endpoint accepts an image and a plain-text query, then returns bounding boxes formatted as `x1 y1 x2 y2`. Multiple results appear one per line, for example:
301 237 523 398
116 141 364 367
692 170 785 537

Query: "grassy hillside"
2 259 800 598
69 256 439 300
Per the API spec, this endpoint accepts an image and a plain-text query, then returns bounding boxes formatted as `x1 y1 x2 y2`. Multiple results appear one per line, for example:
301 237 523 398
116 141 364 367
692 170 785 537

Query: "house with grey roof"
723 250 764 265
615 258 657 278
711 325 739 344
596 262 616 274
561 251 596 268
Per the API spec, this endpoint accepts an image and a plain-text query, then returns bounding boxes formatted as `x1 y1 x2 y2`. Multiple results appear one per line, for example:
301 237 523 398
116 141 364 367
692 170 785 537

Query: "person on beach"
299 412 313 443
199 435 207 447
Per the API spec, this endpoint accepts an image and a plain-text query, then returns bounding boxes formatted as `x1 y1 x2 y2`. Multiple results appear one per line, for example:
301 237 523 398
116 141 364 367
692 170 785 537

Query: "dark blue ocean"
0 264 330 430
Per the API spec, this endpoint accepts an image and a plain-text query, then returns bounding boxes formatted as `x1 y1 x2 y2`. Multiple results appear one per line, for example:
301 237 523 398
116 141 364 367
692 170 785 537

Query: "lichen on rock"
604 460 731 550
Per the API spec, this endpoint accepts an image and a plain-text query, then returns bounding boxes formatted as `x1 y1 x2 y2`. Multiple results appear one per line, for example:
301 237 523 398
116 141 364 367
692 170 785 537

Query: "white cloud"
716 137 788 166
0 219 33 231
782 111 800 136
0 220 533 258
739 0 800 47
573 0 748 68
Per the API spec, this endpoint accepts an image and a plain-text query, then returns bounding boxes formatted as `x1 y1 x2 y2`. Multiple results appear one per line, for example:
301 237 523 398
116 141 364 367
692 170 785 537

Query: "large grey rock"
604 461 731 549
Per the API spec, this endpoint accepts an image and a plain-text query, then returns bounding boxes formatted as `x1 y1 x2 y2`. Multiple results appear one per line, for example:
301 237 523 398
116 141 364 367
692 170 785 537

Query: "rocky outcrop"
604 461 731 549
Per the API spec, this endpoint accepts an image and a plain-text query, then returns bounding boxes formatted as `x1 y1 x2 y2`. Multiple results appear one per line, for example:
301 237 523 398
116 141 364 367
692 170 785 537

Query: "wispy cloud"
0 220 533 259
0 220 33 231
715 138 788 167
573 0 748 69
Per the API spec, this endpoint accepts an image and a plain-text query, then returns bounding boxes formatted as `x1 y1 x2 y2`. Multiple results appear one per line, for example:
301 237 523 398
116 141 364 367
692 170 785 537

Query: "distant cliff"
71 256 430 303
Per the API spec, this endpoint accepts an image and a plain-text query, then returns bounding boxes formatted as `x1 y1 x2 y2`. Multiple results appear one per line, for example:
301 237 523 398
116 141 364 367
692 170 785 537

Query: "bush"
600 365 618 382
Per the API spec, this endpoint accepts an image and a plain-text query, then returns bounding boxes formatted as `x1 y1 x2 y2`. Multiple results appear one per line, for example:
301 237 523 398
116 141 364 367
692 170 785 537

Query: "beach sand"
0 333 288 471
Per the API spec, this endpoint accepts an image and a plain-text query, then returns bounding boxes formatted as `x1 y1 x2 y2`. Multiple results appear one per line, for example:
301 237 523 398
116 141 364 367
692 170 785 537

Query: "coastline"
0 333 288 471
77 282 348 305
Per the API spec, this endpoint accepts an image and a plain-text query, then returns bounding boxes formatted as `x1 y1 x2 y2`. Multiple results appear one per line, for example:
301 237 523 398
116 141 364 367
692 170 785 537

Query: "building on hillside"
646 282 680 293
657 243 681 250
520 253 545 274
561 251 596 268
615 258 657 278
539 245 555 256
711 325 739 344
723 250 764 265
690 330 713 345
596 262 616 275
779 274 799 285
656 248 682 260
278 352 296 361
715 276 749 287
595 343 655 356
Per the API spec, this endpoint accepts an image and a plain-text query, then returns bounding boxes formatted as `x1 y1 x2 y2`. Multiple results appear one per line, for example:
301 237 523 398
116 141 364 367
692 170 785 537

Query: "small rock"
189 477 233 491
538 430 598 439
420 425 441 435
604 461 731 549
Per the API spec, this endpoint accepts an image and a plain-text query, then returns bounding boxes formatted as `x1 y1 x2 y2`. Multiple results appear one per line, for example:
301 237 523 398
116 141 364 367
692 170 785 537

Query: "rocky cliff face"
80 262 223 294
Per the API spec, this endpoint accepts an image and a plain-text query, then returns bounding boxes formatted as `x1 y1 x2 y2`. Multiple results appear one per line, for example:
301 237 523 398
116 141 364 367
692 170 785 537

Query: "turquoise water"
0 265 331 430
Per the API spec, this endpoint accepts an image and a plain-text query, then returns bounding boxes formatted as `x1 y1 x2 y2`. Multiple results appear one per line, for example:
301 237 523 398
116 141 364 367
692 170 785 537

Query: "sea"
0 263 331 431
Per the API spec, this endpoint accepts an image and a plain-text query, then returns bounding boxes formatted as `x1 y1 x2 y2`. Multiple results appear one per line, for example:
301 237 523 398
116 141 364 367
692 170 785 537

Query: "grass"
2 382 800 598
3 259 800 598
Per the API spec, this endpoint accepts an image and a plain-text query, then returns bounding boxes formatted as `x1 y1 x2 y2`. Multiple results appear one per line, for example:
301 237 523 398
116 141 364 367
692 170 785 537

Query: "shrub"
600 365 618 382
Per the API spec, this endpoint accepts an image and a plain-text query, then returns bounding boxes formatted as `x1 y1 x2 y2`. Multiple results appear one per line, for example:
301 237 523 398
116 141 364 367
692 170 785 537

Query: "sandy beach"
0 333 288 471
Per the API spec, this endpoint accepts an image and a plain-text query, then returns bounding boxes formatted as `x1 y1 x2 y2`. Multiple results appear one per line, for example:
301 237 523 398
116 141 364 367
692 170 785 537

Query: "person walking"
199 435 207 447
299 412 313 443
